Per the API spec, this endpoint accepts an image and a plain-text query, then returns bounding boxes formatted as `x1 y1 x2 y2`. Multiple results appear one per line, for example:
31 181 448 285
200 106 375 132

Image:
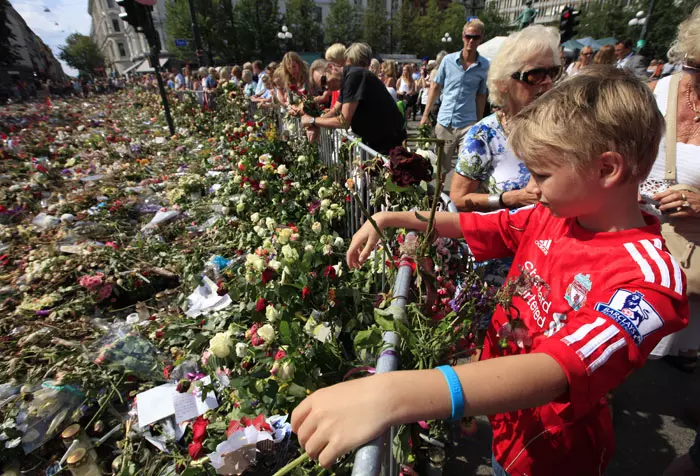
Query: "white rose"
209 331 233 358
281 244 299 262
268 259 282 271
247 126 253 132
235 342 248 358
320 199 331 209
266 217 276 231
290 233 300 242
304 244 314 253
297 155 307 164
236 202 245 213
259 180 267 190
246 254 265 272
257 324 275 343
318 187 329 198
277 361 295 381
325 209 334 221
276 164 288 175
250 212 260 223
245 272 256 284
323 244 333 255
266 305 280 322
334 237 344 248
311 222 322 234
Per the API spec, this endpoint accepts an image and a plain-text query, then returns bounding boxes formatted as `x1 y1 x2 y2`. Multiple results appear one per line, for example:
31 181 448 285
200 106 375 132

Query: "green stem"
272 452 311 476
420 141 444 258
87 374 125 430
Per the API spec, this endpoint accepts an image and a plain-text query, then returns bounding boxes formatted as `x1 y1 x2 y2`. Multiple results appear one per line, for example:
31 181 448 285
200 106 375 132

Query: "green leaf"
353 329 382 348
279 320 291 345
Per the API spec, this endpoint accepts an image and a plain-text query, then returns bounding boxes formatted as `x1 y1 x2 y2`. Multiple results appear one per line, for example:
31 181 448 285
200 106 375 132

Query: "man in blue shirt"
420 19 489 183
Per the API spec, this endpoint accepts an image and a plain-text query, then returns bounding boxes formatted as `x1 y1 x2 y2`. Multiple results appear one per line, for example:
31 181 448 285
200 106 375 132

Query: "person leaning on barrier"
302 57 406 154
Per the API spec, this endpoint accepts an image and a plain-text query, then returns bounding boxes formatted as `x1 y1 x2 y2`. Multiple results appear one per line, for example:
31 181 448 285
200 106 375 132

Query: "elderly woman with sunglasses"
449 26 561 215
640 6 700 374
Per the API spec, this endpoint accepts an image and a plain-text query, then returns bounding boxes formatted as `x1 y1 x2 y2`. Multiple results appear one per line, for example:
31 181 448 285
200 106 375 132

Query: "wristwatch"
309 117 316 126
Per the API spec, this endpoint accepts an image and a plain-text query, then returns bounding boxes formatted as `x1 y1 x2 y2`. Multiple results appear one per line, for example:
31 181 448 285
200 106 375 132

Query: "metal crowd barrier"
272 110 456 476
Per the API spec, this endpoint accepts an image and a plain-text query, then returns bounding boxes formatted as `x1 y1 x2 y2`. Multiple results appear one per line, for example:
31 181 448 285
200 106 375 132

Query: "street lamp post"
277 25 293 52
441 32 452 44
628 0 655 50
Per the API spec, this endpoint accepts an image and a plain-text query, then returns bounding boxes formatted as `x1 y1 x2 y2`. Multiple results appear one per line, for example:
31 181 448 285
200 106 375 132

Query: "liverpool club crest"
565 273 592 311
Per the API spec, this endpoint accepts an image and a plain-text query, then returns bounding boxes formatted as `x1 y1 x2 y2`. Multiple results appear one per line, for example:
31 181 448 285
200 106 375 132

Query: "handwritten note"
173 377 219 423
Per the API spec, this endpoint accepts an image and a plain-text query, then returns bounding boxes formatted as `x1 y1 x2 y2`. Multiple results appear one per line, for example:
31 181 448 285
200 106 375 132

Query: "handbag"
660 73 700 297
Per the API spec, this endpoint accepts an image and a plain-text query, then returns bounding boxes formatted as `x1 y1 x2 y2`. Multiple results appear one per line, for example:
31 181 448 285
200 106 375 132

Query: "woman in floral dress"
449 26 562 214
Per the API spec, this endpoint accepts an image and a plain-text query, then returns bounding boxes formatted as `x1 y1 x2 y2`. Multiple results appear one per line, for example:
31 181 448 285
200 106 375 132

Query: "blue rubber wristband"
436 365 464 421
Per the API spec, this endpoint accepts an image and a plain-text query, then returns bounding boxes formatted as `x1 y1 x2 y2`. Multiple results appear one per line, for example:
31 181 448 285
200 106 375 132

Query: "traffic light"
559 6 580 43
116 0 150 32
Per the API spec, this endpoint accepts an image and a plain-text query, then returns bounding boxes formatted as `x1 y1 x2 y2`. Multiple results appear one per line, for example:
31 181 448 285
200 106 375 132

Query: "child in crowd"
291 66 689 475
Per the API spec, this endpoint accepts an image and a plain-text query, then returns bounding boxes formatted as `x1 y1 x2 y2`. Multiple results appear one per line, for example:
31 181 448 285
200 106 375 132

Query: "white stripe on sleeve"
624 242 655 284
640 239 671 289
586 337 627 374
577 325 620 359
561 317 607 346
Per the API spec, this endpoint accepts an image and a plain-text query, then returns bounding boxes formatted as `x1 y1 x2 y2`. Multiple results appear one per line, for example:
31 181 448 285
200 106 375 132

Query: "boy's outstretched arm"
291 353 568 468
346 211 463 268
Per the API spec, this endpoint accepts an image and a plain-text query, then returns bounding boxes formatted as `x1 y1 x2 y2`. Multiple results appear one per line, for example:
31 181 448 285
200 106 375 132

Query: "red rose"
241 414 272 432
255 298 266 312
261 268 275 284
301 286 310 300
188 441 204 460
323 265 337 280
192 416 209 441
274 349 286 360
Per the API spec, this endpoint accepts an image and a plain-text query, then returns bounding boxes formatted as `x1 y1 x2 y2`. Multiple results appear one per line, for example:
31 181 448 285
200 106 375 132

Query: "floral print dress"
456 113 530 194
455 113 531 283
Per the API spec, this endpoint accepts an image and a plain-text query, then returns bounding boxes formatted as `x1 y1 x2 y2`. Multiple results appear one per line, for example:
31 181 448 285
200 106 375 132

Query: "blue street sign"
175 39 188 47
467 16 479 22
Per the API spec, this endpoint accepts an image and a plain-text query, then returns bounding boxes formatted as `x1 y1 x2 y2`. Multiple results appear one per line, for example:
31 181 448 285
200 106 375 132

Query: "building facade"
3 4 65 82
88 0 169 75
241 0 403 25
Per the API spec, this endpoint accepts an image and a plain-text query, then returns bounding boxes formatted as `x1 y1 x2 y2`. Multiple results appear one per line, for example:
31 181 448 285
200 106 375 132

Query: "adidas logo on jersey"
535 239 552 255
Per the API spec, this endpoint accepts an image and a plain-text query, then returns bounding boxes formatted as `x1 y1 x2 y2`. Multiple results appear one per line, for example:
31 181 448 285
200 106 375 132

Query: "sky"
10 0 92 77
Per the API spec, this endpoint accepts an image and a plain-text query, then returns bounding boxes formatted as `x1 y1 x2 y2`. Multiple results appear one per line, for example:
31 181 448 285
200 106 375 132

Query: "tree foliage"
165 0 236 65
285 0 323 52
233 0 282 62
577 0 640 40
324 0 362 47
478 1 513 41
58 33 104 75
389 1 418 53
0 0 20 66
362 0 389 53
643 0 698 60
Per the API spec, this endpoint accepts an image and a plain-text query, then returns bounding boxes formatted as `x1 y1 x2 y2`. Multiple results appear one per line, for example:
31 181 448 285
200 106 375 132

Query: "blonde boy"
292 67 689 475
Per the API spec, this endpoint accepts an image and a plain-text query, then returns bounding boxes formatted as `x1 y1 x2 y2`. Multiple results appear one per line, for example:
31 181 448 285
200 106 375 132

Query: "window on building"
314 6 322 22
112 18 120 32
118 42 127 57
107 0 115 8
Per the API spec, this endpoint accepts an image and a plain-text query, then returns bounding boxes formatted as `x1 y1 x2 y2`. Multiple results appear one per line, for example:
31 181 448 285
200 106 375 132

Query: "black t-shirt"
339 66 406 154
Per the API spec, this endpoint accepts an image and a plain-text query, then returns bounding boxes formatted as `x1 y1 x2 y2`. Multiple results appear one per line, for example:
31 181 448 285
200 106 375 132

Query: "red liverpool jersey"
459 204 689 476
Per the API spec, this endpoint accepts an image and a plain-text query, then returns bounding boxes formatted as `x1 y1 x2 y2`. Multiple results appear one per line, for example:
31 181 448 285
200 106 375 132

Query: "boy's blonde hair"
325 43 346 65
509 66 664 183
345 42 372 67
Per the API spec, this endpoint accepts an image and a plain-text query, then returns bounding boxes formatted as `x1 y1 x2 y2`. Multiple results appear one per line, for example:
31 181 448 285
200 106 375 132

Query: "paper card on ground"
173 377 219 423
136 383 177 427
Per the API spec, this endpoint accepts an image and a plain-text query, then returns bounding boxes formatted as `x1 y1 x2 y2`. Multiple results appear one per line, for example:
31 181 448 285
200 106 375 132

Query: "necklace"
497 110 512 135
686 82 700 122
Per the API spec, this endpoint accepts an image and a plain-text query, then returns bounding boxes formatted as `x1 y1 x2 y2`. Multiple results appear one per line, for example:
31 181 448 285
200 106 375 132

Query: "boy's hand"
655 189 700 218
291 376 394 468
346 214 384 268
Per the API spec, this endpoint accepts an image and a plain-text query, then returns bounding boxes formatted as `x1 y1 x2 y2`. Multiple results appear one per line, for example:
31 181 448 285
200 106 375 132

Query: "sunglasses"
463 33 482 41
511 66 563 85
683 55 700 74
581 52 593 57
